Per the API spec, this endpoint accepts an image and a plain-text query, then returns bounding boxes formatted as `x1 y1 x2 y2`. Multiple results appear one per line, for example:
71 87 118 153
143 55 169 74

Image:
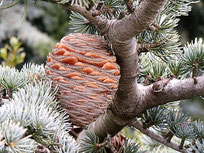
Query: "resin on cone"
45 33 120 128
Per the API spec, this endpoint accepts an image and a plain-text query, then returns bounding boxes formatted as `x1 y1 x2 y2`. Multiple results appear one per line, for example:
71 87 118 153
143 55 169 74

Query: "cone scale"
46 33 120 128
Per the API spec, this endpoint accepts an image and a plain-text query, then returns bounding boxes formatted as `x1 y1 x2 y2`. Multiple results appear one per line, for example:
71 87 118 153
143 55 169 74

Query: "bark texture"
137 76 204 115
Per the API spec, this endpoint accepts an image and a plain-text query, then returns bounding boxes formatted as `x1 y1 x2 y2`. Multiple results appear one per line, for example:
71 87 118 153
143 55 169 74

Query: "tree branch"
129 120 188 153
136 76 204 115
124 0 134 13
40 0 111 34
68 4 110 33
77 110 129 142
107 0 167 42
148 22 160 31
137 42 163 54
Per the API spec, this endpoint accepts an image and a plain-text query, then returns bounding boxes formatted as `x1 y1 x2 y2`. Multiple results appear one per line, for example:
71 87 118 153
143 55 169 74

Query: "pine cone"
45 33 120 128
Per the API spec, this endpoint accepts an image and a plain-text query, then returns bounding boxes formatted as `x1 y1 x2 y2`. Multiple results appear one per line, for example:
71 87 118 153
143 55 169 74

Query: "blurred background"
0 1 71 68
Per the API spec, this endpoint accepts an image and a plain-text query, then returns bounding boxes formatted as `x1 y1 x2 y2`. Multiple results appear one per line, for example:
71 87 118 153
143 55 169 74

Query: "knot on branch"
124 0 135 13
152 78 171 93
137 42 164 54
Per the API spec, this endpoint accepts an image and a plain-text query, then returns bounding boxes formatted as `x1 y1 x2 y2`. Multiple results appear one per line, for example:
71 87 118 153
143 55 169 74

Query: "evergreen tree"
1 0 204 152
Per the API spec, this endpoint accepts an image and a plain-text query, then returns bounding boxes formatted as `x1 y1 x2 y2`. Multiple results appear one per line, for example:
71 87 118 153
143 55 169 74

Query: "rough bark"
107 0 167 41
77 110 129 142
136 76 204 115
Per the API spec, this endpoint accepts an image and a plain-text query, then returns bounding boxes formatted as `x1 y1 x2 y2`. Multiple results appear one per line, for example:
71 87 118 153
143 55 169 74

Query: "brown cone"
45 33 120 128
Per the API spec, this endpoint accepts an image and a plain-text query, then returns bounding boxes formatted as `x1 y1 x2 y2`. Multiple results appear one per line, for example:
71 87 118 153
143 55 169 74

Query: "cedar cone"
45 33 120 128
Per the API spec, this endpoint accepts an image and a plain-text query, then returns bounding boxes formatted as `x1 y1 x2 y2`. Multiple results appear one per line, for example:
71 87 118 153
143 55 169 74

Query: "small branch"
108 0 167 41
95 134 118 153
163 131 174 143
130 120 188 153
138 0 144 6
166 132 174 142
143 75 153 86
96 3 103 10
142 121 154 129
192 62 199 84
137 42 163 54
67 4 110 33
95 141 108 148
40 0 110 34
8 89 13 99
136 76 204 115
179 139 185 149
77 110 129 143
192 63 199 78
148 22 160 31
124 0 135 13
35 145 50 153
152 78 171 93
118 11 125 20
86 0 94 10
92 4 114 19
106 134 118 153
148 25 158 31
152 22 160 29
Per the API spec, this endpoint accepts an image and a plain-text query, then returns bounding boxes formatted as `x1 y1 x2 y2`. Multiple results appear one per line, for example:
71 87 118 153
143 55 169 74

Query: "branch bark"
107 0 167 42
136 76 204 115
40 0 110 34
137 43 163 54
67 4 111 33
130 120 188 153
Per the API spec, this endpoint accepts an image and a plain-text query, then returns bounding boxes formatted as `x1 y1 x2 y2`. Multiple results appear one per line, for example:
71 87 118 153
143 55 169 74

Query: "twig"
40 0 110 34
165 131 174 142
143 75 153 86
192 62 199 84
118 11 125 20
152 78 171 93
86 0 94 10
124 0 135 13
138 0 144 6
137 42 163 54
192 63 199 78
148 22 160 31
8 89 12 99
107 134 118 153
92 4 107 17
152 22 160 29
96 3 103 10
35 144 50 153
95 141 108 148
95 134 117 153
179 139 185 149
129 120 188 153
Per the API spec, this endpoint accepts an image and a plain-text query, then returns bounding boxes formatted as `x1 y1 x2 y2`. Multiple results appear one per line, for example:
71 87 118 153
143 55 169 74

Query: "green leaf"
0 0 20 9
0 47 7 59
10 37 19 48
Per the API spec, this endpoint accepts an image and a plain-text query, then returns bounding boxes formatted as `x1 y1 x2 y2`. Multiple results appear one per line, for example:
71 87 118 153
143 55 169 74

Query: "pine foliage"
0 64 79 153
